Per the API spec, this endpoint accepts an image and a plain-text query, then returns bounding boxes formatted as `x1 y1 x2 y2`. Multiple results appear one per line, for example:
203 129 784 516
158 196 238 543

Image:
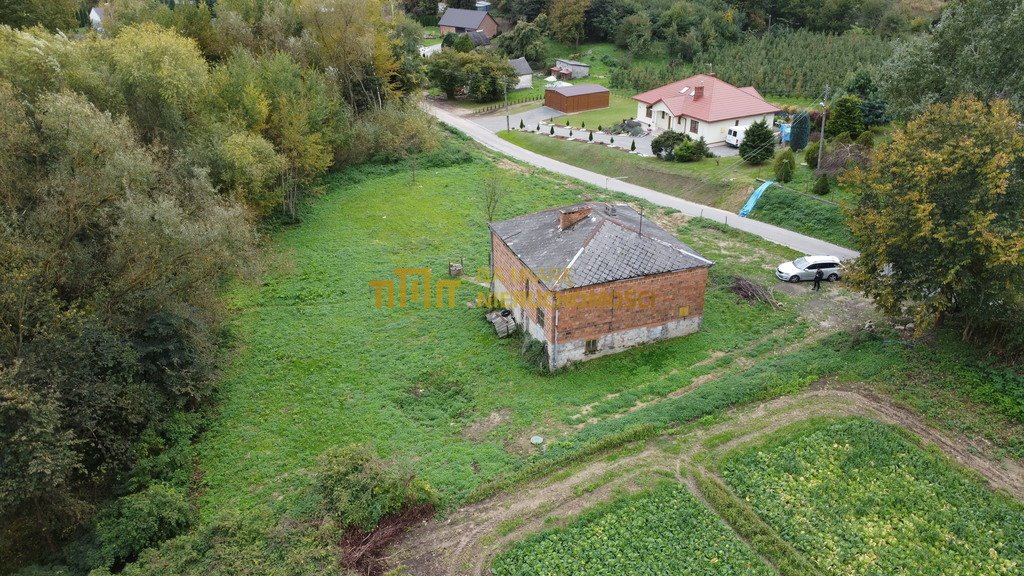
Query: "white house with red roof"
633 74 781 145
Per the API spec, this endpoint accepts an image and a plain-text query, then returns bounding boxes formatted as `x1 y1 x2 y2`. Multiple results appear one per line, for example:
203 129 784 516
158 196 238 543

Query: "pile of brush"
730 276 782 309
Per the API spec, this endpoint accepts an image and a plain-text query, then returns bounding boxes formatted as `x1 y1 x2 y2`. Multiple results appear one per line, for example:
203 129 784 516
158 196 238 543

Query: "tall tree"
880 0 1024 118
548 0 590 48
847 97 1024 348
790 111 810 151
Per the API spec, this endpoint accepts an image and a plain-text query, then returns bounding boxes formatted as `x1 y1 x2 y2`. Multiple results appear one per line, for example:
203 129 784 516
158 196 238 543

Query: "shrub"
588 131 593 142
631 140 636 151
790 112 810 151
818 143 870 176
773 149 796 183
812 175 831 195
740 120 775 164
650 131 689 159
856 130 874 147
831 131 853 145
549 125 554 135
674 137 711 162
519 119 524 129
826 95 865 138
804 141 821 168
581 121 586 128
315 444 435 532
89 484 193 570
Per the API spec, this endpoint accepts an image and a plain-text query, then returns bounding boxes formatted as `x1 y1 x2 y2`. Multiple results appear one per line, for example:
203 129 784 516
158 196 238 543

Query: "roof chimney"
693 84 704 99
559 206 592 230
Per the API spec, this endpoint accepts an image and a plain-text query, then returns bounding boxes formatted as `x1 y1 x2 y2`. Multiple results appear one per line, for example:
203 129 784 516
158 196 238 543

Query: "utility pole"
504 81 510 132
818 84 830 170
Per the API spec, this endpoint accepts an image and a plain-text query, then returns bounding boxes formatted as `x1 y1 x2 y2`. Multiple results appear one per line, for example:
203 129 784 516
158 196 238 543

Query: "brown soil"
389 388 1024 576
463 409 512 442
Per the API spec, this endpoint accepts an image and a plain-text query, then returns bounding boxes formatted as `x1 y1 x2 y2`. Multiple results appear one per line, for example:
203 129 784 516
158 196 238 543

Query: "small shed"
551 58 590 80
509 57 533 90
544 84 610 113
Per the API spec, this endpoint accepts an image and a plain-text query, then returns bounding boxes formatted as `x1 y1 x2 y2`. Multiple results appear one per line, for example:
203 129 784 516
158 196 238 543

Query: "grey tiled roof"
490 203 712 290
509 57 532 76
439 8 488 29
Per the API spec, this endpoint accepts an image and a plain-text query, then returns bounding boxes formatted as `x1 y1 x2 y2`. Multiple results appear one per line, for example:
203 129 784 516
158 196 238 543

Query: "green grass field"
500 130 773 211
197 149 807 521
108 134 1024 574
720 417 1024 575
492 482 774 576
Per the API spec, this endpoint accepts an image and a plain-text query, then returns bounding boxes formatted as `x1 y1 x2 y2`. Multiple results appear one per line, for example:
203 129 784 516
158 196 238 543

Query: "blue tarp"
779 123 792 144
739 180 774 217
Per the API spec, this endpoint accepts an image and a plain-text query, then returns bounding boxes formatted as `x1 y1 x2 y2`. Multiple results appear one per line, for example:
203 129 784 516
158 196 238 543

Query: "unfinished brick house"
488 203 712 369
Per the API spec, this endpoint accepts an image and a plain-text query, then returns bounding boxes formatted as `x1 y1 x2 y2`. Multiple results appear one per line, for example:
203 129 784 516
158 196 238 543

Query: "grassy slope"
720 417 1024 574
500 130 773 211
198 152 801 521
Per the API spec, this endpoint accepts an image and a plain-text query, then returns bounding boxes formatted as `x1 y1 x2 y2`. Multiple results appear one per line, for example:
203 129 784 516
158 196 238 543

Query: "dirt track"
389 387 1024 576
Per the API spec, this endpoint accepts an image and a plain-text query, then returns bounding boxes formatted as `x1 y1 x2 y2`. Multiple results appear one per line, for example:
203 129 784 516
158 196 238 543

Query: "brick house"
438 8 498 38
488 203 712 369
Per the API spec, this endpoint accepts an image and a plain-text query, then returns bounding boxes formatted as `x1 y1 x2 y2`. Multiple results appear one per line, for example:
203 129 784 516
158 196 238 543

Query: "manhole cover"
530 435 544 445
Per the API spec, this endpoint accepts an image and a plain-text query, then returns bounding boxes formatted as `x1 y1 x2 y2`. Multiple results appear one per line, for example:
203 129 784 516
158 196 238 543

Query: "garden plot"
492 483 773 576
717 417 1024 575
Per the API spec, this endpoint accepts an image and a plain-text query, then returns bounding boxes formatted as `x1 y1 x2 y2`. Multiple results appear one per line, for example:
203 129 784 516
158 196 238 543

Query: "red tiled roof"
633 74 780 123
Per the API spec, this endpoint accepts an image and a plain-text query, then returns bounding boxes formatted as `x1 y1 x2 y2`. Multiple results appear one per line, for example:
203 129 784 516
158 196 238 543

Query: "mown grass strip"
694 470 819 576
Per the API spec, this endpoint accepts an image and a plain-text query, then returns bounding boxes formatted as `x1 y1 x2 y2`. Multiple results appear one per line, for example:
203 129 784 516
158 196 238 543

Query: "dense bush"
855 130 875 148
698 29 893 98
650 131 689 159
674 136 712 162
812 175 831 195
826 95 865 137
86 484 193 571
804 141 821 169
790 112 810 151
315 445 436 532
773 149 796 182
739 120 775 164
426 49 517 102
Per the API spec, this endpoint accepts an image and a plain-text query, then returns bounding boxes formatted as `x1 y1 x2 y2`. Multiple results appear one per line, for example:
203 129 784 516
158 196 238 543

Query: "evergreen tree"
790 112 810 151
827 95 865 138
773 149 796 182
739 120 775 164
812 175 831 195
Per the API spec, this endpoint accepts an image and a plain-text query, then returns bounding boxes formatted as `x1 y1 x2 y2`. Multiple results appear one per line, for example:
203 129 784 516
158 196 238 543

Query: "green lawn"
197 148 804 521
422 26 442 46
720 417 1024 575
556 92 638 130
493 483 774 576
500 130 773 211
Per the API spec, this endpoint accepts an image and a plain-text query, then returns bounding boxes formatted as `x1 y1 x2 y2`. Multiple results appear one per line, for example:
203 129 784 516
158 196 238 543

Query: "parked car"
775 255 843 283
725 126 748 147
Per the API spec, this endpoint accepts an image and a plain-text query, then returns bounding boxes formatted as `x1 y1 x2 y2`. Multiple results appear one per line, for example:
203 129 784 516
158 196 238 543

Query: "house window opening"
585 339 598 354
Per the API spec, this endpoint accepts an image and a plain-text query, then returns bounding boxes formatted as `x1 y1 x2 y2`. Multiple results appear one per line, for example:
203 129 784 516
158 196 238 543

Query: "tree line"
0 0 438 571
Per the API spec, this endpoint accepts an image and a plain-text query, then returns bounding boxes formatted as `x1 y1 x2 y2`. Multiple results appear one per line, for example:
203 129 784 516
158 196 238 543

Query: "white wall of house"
514 74 532 90
636 102 774 145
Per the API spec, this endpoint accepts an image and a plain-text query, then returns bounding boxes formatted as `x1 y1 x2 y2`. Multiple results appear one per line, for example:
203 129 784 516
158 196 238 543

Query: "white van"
725 126 747 147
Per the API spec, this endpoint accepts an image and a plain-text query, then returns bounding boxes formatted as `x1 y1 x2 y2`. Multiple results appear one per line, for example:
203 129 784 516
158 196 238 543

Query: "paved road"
424 102 859 259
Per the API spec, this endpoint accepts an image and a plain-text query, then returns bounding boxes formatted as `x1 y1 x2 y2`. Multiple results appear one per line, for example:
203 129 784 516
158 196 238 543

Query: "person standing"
813 268 824 291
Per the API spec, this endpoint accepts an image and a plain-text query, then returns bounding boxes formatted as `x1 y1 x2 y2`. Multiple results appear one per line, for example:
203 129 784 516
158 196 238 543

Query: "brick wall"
554 267 709 343
491 231 554 342
490 231 709 348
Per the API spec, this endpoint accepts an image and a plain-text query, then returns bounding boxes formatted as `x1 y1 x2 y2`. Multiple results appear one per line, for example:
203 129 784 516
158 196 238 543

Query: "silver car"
775 255 843 283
